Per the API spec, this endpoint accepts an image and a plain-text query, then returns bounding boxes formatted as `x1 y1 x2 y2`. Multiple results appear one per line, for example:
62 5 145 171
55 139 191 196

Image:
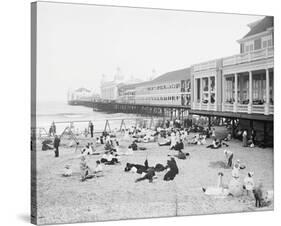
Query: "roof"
243 16 273 38
119 67 191 90
75 87 91 92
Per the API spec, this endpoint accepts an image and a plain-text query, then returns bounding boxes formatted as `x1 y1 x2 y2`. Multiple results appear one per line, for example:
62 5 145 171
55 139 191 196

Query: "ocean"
35 101 139 134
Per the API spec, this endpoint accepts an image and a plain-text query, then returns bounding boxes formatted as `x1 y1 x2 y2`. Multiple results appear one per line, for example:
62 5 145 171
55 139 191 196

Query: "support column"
200 78 203 110
207 77 211 110
214 75 217 111
248 71 253 114
265 68 270 115
222 75 225 111
234 73 238 112
193 77 197 109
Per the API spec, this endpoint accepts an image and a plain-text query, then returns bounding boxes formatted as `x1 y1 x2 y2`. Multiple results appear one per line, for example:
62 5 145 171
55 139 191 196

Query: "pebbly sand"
34 127 274 225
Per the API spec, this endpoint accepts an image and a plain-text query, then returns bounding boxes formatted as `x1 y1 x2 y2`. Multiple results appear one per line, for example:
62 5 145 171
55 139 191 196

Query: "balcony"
222 103 274 115
223 47 274 67
193 60 217 72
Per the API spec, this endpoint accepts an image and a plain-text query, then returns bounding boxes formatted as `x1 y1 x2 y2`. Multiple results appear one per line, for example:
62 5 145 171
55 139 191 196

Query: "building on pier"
191 16 273 116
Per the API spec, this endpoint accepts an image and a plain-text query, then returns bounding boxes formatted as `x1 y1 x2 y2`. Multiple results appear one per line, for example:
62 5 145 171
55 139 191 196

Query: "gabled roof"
75 87 91 92
243 16 273 38
119 67 191 90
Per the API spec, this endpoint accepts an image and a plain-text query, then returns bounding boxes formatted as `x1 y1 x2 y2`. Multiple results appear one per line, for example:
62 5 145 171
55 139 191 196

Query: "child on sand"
243 172 255 195
80 156 90 182
63 165 72 177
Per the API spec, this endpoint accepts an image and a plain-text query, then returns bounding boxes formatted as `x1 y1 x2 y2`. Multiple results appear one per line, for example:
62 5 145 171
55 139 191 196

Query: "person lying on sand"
158 136 171 146
168 150 190 160
135 167 156 183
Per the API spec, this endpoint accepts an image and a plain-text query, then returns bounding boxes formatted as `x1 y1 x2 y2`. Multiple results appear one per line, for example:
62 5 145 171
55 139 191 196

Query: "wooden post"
232 118 235 137
264 122 267 143
208 116 211 130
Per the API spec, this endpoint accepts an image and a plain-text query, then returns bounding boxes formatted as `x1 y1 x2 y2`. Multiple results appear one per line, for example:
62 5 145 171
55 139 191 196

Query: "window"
268 39 272 47
240 43 244 53
254 38 262 50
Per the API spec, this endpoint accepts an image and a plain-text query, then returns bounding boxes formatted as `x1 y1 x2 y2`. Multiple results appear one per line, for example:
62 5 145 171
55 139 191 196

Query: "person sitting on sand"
63 164 72 177
243 172 255 196
81 143 93 155
207 139 228 149
163 157 179 181
80 156 90 182
223 132 232 141
224 149 234 168
197 134 206 145
188 135 199 145
174 140 184 151
170 132 177 150
93 160 103 175
202 172 229 196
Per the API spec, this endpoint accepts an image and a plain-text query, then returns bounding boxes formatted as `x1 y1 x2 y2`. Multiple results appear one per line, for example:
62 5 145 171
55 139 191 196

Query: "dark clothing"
54 137 60 157
174 142 184 151
131 142 138 151
89 123 94 137
164 158 179 181
227 153 234 168
135 168 155 183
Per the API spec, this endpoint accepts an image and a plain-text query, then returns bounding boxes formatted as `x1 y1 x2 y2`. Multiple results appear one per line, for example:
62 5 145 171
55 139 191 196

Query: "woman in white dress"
202 172 229 196
228 163 244 196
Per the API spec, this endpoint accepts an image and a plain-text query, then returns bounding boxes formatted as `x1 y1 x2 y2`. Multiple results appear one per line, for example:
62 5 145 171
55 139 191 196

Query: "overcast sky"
36 2 263 101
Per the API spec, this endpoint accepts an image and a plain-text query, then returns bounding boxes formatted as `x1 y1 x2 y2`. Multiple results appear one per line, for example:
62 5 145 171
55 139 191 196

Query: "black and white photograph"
30 1 274 225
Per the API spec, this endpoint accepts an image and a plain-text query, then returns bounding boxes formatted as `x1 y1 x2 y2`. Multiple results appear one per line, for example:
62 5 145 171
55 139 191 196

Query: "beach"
34 127 274 225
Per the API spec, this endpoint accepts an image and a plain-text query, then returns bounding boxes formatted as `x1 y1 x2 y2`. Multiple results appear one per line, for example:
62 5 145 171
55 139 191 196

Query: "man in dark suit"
89 121 94 138
54 135 61 157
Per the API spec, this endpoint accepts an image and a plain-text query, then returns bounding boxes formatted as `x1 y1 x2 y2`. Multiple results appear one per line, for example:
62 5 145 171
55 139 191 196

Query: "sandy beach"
34 127 273 225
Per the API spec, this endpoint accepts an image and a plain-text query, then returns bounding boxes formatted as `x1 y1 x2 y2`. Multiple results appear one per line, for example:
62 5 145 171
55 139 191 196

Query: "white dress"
204 175 228 197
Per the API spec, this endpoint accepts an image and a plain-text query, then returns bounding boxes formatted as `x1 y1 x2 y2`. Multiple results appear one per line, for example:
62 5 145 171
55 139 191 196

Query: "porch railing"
237 104 248 113
222 47 274 67
252 105 265 114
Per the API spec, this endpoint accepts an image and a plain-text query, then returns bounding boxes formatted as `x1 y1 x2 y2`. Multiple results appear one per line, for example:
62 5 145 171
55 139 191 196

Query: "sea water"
35 101 139 134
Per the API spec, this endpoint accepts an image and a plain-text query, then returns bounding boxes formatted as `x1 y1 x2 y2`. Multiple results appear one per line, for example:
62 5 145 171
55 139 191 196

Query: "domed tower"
114 67 124 82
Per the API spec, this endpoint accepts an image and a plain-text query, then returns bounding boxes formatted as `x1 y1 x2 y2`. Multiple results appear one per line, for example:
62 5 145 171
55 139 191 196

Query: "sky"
36 1 263 101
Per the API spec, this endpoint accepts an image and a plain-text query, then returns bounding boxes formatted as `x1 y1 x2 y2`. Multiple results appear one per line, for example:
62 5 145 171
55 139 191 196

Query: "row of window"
241 36 273 53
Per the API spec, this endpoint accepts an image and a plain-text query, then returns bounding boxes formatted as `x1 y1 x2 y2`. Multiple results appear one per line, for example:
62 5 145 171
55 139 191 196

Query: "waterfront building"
68 87 93 102
134 68 191 106
191 59 222 112
222 16 274 115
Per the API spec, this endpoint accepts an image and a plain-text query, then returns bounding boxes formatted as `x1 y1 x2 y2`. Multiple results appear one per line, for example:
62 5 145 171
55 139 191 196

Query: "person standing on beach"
51 121 56 136
89 121 94 138
54 135 60 157
242 129 248 147
211 128 216 140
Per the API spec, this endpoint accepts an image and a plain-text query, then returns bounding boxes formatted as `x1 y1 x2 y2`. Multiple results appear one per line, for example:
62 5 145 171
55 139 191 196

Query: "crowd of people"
42 119 272 208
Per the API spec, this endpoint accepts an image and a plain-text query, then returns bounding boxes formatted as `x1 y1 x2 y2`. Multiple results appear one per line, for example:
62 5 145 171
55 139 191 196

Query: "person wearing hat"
53 135 61 158
228 163 243 196
244 172 255 196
